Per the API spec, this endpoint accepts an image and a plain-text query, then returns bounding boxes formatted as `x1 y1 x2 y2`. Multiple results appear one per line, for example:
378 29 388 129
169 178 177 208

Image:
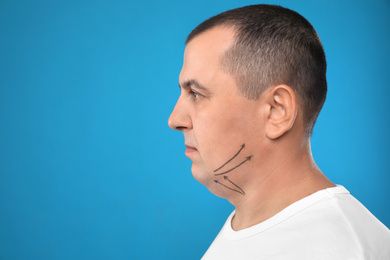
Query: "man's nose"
168 97 192 131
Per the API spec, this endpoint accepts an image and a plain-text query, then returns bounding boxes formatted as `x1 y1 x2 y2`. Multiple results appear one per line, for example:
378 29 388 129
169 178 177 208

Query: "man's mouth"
185 145 197 154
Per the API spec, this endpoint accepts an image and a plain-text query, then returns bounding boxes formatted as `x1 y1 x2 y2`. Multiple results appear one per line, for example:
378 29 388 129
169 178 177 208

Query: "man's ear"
264 85 298 139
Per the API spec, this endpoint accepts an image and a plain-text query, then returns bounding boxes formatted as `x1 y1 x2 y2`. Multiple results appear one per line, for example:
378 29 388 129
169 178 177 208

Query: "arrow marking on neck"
214 179 245 196
223 176 245 195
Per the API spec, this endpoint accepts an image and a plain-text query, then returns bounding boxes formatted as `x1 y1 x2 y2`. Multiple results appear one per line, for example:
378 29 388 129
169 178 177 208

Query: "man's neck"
230 143 335 231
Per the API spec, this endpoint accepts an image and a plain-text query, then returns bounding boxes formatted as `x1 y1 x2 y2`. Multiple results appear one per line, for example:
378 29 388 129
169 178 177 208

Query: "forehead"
179 26 236 85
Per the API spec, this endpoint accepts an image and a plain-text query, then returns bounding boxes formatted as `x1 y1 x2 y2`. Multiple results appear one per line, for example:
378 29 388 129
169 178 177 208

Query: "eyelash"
190 90 201 99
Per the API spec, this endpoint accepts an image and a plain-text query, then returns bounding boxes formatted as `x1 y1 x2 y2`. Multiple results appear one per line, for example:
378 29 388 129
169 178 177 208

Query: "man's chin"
191 164 211 185
191 166 228 198
191 166 206 183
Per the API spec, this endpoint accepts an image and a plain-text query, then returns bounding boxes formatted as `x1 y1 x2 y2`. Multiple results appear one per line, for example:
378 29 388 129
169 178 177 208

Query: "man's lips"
185 145 197 154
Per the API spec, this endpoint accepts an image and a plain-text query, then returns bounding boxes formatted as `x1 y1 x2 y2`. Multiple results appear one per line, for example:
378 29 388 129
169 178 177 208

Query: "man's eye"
190 91 200 99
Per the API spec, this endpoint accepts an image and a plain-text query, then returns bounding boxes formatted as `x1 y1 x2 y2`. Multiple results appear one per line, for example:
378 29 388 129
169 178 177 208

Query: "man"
168 4 390 259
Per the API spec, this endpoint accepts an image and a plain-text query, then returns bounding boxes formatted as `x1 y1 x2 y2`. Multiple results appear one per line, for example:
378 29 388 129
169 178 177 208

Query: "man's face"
168 26 264 196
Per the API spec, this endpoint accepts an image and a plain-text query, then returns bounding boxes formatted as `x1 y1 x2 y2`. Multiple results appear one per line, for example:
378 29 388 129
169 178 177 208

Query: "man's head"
168 4 327 198
187 4 327 135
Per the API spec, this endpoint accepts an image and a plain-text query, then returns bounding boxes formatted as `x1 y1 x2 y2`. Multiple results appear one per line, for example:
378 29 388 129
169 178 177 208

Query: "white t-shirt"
202 186 390 260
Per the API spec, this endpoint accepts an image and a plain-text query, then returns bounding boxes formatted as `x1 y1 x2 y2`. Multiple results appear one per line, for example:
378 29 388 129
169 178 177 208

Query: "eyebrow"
179 79 210 94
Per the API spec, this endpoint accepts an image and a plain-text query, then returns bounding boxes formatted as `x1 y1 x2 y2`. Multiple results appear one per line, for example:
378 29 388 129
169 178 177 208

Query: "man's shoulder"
296 186 389 236
286 186 390 258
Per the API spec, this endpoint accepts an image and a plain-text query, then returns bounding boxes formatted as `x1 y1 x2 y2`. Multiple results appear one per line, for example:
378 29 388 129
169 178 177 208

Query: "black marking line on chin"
214 179 245 196
213 144 245 172
214 155 253 176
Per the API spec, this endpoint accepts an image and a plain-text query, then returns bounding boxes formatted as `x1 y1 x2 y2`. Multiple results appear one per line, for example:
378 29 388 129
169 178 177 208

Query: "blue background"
0 0 389 259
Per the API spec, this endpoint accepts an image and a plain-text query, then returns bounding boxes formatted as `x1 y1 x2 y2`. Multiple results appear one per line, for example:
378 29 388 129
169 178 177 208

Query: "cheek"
197 110 240 141
208 110 252 138
195 111 251 166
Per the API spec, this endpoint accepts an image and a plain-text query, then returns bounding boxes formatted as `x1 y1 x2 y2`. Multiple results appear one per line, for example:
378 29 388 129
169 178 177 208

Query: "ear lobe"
265 85 298 139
